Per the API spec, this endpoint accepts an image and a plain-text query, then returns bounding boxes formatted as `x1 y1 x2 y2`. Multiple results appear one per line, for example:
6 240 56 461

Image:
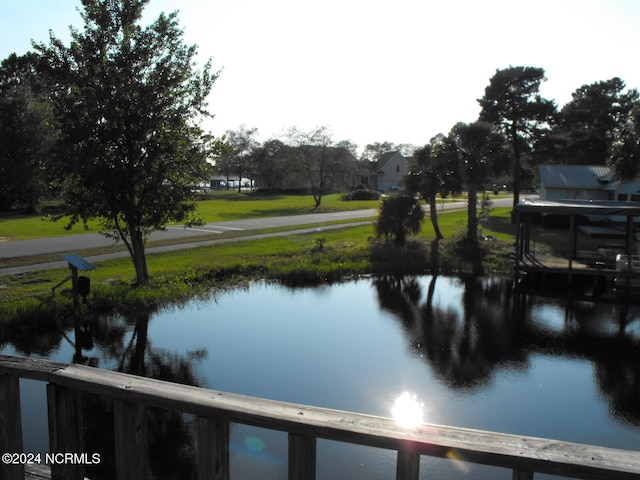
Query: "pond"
2 275 639 479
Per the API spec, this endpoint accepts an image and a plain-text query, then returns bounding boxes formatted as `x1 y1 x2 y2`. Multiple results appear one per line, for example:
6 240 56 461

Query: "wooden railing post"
197 416 230 480
288 433 316 480
113 399 149 480
0 374 23 480
396 450 420 480
513 469 534 480
47 384 84 480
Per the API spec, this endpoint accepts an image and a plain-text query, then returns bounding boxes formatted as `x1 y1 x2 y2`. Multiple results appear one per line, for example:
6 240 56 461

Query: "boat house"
514 198 640 292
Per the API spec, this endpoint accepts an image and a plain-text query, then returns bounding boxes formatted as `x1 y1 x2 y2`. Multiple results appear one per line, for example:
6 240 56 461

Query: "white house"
376 151 409 192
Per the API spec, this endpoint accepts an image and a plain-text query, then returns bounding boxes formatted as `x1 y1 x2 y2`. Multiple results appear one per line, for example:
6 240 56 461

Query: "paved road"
0 209 379 260
0 196 517 275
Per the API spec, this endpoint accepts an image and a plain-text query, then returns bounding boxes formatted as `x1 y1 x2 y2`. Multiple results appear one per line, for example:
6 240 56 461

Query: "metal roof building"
539 165 617 200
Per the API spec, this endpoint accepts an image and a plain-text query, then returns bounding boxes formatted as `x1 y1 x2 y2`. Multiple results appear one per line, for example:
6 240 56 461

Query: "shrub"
374 194 425 245
341 189 381 201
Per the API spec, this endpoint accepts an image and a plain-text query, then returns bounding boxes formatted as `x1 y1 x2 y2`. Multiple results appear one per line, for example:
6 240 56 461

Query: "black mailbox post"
50 254 97 362
61 254 96 307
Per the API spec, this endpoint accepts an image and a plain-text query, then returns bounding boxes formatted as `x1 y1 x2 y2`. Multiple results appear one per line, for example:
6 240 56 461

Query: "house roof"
539 164 614 189
376 151 404 173
516 197 640 216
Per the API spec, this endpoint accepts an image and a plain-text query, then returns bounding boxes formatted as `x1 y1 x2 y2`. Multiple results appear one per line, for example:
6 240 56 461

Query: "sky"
2 0 640 153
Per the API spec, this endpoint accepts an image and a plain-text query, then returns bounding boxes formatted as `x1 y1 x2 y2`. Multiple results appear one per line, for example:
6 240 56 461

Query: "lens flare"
391 392 424 428
446 449 471 473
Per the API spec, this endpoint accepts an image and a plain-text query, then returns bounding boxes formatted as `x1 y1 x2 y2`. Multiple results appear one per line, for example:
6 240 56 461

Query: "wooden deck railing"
1 354 639 480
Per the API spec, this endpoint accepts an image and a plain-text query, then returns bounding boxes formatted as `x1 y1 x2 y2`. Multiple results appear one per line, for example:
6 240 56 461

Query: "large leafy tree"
0 53 54 211
478 66 556 213
361 141 416 162
250 138 288 193
217 124 259 191
552 77 639 165
35 0 219 285
362 142 397 162
609 104 640 181
286 126 356 208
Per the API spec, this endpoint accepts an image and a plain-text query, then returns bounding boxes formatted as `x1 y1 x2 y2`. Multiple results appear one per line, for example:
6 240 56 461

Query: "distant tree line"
403 66 640 247
214 125 360 209
212 125 421 209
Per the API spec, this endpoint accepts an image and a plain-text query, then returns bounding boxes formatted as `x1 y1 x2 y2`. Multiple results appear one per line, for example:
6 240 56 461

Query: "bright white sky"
2 0 640 152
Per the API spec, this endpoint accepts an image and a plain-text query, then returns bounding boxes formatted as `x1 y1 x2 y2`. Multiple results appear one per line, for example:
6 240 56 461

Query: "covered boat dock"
514 198 640 292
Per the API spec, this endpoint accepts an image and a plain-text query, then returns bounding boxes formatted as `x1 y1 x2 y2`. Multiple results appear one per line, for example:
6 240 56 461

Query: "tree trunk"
467 184 479 246
467 185 485 275
113 217 149 286
128 312 149 375
130 228 149 285
430 240 440 274
511 125 521 223
312 181 323 209
428 195 443 240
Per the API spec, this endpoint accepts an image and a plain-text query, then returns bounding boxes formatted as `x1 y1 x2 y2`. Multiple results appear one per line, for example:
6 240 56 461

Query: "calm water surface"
2 275 639 479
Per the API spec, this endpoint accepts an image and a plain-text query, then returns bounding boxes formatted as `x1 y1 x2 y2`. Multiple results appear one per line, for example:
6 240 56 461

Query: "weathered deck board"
24 465 51 479
0 356 64 381
24 464 90 480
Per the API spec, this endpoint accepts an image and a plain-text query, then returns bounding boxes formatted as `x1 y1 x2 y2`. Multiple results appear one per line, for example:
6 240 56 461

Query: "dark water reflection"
2 275 640 479
375 275 530 392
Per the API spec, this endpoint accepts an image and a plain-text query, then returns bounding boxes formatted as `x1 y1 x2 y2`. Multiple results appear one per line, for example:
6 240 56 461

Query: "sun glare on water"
391 392 424 428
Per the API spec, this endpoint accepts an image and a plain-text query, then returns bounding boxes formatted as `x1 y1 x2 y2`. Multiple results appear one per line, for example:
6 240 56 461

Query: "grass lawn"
0 190 513 241
195 191 380 220
0 192 380 241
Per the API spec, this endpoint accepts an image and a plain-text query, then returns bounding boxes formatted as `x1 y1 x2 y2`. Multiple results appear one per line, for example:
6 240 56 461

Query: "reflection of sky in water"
143 278 640 473
423 276 465 318
530 297 640 339
530 304 566 331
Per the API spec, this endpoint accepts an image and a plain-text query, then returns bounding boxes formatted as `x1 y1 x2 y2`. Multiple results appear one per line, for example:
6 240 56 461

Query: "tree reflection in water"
0 307 208 480
373 274 640 425
0 311 66 356
81 309 207 480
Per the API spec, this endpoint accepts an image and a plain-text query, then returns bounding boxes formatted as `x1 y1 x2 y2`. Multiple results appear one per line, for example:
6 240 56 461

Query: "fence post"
396 450 420 480
114 400 149 480
288 433 316 480
47 384 85 480
513 470 534 480
0 374 23 480
197 416 230 480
